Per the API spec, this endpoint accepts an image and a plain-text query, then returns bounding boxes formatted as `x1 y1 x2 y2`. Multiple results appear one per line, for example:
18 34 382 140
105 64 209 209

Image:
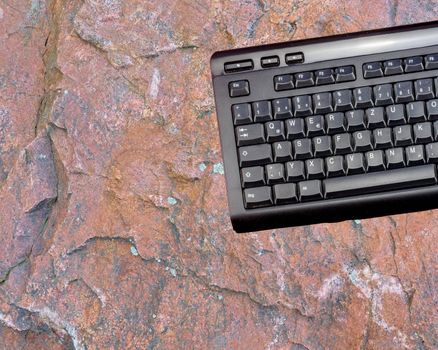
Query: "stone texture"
0 0 438 349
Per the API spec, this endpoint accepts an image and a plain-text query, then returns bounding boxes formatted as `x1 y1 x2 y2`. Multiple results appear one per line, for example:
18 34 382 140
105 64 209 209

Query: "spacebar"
324 165 437 199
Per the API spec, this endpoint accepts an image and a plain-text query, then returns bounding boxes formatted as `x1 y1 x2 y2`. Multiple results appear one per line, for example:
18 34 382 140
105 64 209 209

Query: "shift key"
239 144 273 167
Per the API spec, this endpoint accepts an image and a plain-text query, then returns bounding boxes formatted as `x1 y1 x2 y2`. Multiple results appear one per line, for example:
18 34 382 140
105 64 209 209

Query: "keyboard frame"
210 21 438 232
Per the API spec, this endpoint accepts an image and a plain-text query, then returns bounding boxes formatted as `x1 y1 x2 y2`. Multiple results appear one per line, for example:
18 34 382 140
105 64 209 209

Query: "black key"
335 66 356 82
353 87 374 109
415 79 435 101
306 115 325 136
366 107 385 128
273 183 298 205
274 74 294 91
306 158 325 179
313 92 333 114
384 59 403 75
427 100 438 120
334 133 353 155
374 84 394 106
326 113 345 134
229 80 250 97
324 165 436 199
386 148 405 169
235 124 265 146
273 141 292 162
232 103 252 125
405 145 425 166
286 53 304 64
326 156 345 177
286 118 306 139
363 62 383 78
286 161 306 181
404 56 424 72
353 130 372 152
265 121 285 142
293 95 313 117
293 139 313 159
386 104 406 126
373 128 393 149
346 153 365 175
346 110 366 131
426 143 438 163
253 101 272 122
244 187 273 208
299 180 323 201
333 90 353 111
273 98 293 119
261 56 280 68
394 81 414 103
407 101 426 123
425 54 438 70
295 71 315 88
313 136 332 157
225 61 253 73
413 122 433 144
433 121 438 140
239 144 273 167
394 125 413 146
241 166 265 188
366 150 385 172
266 163 285 184
315 69 335 85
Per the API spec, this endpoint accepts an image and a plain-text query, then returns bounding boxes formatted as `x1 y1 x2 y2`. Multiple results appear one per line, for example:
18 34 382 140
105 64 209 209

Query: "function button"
274 74 294 91
252 101 273 122
335 66 356 82
224 60 253 73
383 59 403 75
315 68 335 85
295 71 315 88
425 54 438 70
285 52 304 65
261 56 280 68
363 62 383 79
232 103 252 125
229 80 250 98
404 56 424 72
235 124 265 146
241 166 265 188
243 187 273 209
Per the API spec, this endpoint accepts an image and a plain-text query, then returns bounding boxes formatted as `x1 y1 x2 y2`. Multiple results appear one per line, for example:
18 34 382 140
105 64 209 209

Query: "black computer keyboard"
210 21 438 233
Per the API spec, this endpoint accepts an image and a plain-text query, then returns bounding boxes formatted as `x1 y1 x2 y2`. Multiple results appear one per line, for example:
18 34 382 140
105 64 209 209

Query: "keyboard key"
427 100 438 120
333 90 353 111
433 121 438 140
326 113 346 134
326 156 345 177
415 79 435 100
394 125 413 146
273 98 293 119
426 143 438 163
366 150 385 172
299 180 323 201
236 124 265 146
225 61 253 73
286 52 304 64
252 101 272 122
244 187 273 208
346 153 365 175
241 166 265 188
286 118 306 139
346 110 366 131
363 62 383 78
266 121 285 142
239 144 273 167
273 183 298 205
406 101 426 123
232 103 252 125
229 80 250 97
373 128 393 149
353 130 372 152
306 115 325 136
405 145 425 166
293 95 313 117
266 163 285 184
335 66 356 82
386 104 406 126
334 133 353 155
313 92 333 114
386 148 405 169
374 84 394 106
306 158 325 179
273 141 293 162
324 165 436 199
353 87 374 109
274 74 294 91
425 54 438 70
394 81 414 103
313 136 332 157
286 161 306 181
404 56 424 72
293 139 313 159
384 59 403 75
295 71 315 88
261 56 280 68
315 69 335 85
366 107 385 128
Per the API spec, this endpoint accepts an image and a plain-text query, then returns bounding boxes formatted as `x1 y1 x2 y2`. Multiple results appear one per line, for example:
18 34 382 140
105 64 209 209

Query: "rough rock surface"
1 1 437 349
